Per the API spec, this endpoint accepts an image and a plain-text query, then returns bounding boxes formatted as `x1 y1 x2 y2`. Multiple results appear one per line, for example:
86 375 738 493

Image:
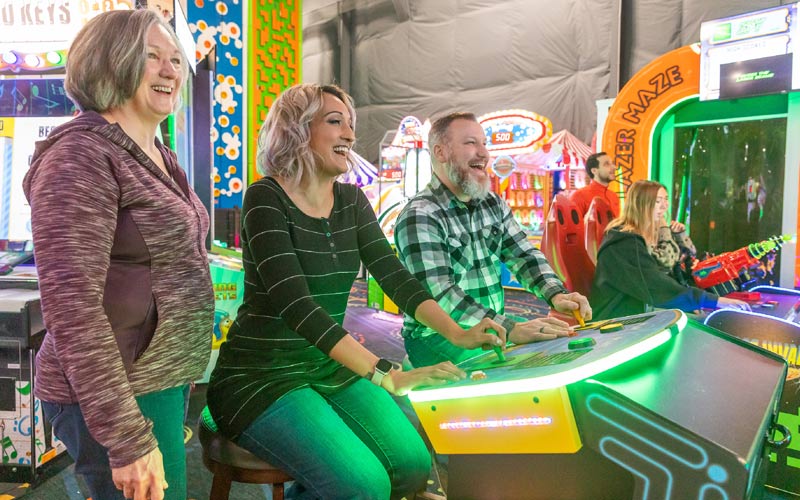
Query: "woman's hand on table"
382 362 466 396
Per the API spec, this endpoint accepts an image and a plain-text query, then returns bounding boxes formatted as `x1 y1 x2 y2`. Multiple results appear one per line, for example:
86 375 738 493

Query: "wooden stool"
197 407 294 500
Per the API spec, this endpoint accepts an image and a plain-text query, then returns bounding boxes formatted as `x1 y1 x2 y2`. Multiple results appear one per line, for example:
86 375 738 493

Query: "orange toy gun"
691 235 793 295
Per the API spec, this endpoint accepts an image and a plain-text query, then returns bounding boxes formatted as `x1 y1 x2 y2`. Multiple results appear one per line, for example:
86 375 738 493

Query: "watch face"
375 358 393 374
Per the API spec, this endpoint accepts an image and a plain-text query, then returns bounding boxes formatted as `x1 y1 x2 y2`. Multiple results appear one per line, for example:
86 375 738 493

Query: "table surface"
0 289 40 312
415 309 683 393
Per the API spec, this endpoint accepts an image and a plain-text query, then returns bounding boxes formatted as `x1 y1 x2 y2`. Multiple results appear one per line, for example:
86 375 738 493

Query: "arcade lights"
0 49 66 73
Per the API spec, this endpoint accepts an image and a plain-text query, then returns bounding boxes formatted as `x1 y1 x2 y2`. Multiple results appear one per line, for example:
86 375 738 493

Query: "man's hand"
383 362 466 396
508 318 573 344
112 447 167 500
449 317 506 351
551 292 592 322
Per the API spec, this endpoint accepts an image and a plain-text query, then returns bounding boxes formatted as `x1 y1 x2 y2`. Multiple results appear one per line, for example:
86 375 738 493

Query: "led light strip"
440 416 553 430
409 314 685 403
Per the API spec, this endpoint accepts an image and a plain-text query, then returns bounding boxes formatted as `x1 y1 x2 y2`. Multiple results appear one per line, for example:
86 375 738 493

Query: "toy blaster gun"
691 235 793 295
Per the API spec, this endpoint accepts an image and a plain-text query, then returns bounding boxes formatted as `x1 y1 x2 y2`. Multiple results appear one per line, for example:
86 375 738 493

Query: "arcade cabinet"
705 306 800 497
410 310 788 499
602 5 800 290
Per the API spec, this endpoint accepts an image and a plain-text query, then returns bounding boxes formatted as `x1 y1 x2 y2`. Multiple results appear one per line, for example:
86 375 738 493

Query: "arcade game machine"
410 310 789 499
602 3 800 292
478 109 554 247
703 295 800 498
365 116 432 313
364 115 432 241
498 128 595 240
599 6 800 494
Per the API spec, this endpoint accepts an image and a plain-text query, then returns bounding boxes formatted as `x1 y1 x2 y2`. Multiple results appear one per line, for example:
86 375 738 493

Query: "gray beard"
446 161 490 200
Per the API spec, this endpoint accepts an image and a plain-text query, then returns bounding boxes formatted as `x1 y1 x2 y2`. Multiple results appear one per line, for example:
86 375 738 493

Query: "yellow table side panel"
412 386 582 455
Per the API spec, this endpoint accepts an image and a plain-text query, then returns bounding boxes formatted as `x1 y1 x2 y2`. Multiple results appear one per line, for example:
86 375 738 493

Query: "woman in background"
24 10 213 500
590 180 749 320
207 83 506 499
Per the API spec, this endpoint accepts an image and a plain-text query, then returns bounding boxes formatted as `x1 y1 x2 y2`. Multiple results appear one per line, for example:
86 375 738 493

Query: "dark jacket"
590 228 718 320
23 111 214 468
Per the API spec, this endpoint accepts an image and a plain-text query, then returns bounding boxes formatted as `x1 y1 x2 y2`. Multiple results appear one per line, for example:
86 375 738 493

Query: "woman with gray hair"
23 9 213 500
206 83 506 499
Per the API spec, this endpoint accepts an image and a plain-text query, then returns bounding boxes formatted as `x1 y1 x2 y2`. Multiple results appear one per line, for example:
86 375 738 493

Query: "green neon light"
409 314 686 403
736 71 774 83
712 23 732 42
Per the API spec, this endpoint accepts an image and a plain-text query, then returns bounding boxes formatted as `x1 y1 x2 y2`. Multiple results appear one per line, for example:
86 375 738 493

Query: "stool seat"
198 423 283 471
198 407 293 500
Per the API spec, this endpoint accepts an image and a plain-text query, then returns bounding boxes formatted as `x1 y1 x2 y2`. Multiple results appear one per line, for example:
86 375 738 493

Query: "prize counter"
409 309 789 499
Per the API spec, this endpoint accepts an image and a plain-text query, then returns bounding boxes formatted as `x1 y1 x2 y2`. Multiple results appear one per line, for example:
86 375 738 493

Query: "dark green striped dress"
208 177 432 439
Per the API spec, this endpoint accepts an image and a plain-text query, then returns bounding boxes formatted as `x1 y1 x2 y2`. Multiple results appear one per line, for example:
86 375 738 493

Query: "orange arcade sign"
602 44 701 191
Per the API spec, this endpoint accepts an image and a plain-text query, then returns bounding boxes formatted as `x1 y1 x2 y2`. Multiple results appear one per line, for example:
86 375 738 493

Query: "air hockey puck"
568 337 596 350
599 323 624 334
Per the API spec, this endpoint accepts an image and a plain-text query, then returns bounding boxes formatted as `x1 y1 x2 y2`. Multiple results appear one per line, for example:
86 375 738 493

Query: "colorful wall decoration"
0 381 66 467
188 0 301 208
189 0 245 209
247 0 302 185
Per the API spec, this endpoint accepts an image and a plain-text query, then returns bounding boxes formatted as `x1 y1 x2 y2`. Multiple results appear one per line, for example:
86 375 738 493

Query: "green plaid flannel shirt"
395 175 568 339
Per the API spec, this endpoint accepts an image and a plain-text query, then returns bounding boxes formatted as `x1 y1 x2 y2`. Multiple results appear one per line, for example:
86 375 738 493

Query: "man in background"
570 151 620 219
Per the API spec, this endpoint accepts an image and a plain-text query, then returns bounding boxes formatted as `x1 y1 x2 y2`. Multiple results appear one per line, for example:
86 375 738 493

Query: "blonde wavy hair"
606 180 665 246
256 83 356 186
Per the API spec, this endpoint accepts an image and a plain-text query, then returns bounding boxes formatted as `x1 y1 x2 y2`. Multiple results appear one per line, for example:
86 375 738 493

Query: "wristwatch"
367 358 394 386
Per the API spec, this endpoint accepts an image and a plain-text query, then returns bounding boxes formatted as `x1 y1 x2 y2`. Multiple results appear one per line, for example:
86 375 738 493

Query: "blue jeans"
42 385 190 500
237 379 430 500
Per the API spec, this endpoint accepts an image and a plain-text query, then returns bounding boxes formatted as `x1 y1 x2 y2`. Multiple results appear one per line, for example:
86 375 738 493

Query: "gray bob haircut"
65 9 189 113
256 83 356 186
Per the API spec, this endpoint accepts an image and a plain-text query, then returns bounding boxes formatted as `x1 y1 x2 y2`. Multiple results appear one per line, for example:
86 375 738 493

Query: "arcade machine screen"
0 79 75 242
672 118 785 286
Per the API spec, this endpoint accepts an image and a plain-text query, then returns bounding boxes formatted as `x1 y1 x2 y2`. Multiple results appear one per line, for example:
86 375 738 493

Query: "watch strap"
368 358 393 386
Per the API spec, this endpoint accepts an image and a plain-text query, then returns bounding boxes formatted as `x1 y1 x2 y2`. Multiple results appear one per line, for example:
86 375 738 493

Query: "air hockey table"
409 309 789 499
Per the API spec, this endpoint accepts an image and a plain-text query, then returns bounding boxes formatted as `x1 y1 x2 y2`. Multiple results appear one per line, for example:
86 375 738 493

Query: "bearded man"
394 112 591 367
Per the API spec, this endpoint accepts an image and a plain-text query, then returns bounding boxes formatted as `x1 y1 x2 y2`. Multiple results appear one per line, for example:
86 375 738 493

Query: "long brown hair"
606 180 665 246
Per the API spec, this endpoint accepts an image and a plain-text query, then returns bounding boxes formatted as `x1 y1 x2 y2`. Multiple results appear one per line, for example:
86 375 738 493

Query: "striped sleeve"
353 188 432 315
242 184 348 353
